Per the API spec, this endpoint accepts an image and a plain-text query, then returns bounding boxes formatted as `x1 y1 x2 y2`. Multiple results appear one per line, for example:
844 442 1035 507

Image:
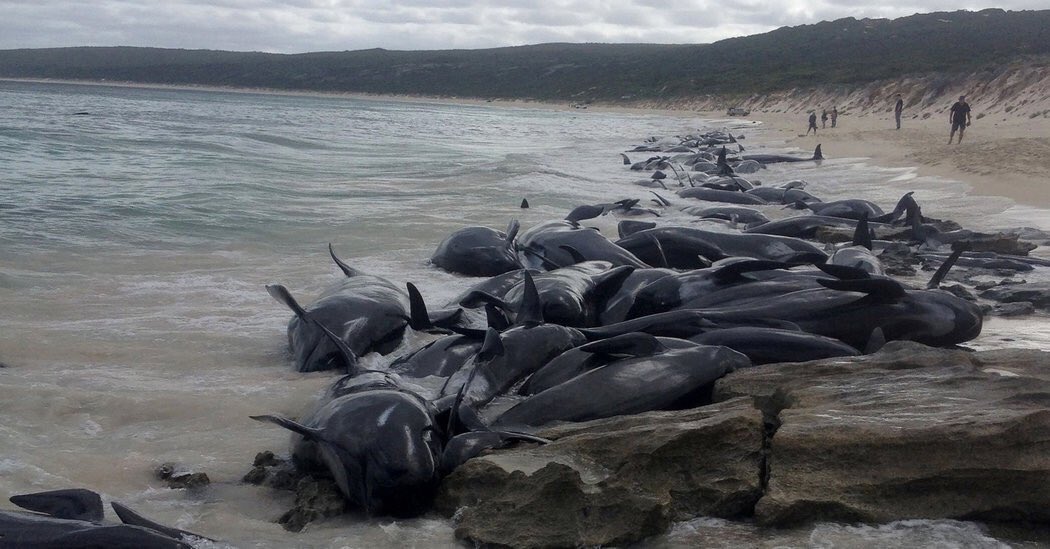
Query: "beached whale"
516 220 649 270
493 333 749 429
690 327 861 364
677 187 769 205
267 245 458 372
742 144 823 164
431 220 522 277
616 226 828 268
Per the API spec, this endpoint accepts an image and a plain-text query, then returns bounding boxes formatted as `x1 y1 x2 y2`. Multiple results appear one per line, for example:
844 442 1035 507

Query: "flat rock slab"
435 398 764 548
714 341 1050 527
980 282 1050 309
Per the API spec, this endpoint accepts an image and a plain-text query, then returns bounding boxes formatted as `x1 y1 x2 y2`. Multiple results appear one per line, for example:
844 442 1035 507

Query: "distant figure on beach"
830 107 838 128
807 112 818 135
894 94 904 130
948 95 972 144
821 109 828 128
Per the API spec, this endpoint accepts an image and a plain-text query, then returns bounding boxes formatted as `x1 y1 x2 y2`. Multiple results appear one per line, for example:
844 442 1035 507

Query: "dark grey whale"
493 334 749 429
431 220 522 277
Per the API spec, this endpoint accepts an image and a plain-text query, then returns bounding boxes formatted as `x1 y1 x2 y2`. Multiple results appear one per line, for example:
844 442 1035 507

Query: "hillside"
1 9 1048 102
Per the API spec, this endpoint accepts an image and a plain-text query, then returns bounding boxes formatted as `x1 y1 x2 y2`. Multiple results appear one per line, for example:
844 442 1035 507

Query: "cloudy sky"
2 1 1045 53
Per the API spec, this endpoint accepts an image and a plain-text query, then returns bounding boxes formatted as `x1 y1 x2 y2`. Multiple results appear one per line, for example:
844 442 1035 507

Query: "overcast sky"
2 1 1045 53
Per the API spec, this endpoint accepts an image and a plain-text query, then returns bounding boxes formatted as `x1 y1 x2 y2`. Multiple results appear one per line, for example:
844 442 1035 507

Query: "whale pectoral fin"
311 317 362 376
713 259 788 281
505 219 520 243
649 191 671 207
10 489 104 522
111 501 213 542
620 153 631 165
317 443 358 507
328 243 362 278
646 233 669 268
440 431 551 474
428 308 464 331
580 332 664 358
520 246 563 270
251 414 324 440
817 277 907 301
816 263 871 280
558 245 587 265
927 247 965 289
459 290 511 311
266 284 308 318
485 304 511 331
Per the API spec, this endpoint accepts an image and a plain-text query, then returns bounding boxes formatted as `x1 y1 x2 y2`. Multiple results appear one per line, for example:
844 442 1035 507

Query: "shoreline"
7 76 1050 212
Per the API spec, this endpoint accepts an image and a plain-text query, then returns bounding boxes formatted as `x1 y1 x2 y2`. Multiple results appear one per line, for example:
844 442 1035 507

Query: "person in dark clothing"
948 95 972 144
830 107 838 128
807 111 818 135
894 94 904 130
821 109 828 128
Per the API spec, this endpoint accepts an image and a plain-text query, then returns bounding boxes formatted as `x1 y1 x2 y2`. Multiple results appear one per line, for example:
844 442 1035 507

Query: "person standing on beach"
807 111 818 135
894 94 904 130
821 109 828 128
830 107 838 128
948 95 972 144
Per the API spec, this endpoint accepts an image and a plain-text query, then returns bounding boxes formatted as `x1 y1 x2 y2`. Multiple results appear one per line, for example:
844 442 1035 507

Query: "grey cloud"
1 0 1047 53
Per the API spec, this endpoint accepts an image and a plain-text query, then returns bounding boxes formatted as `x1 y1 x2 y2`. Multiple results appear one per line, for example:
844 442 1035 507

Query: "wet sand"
736 110 1050 208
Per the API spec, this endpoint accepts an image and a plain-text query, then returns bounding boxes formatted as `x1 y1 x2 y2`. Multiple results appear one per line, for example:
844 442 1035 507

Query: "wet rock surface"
716 341 1050 527
980 282 1050 310
154 462 211 489
278 477 348 533
438 342 1050 547
435 398 764 548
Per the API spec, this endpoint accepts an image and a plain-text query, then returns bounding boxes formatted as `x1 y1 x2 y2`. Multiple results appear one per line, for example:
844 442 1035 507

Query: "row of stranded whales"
1 488 211 547
247 129 997 524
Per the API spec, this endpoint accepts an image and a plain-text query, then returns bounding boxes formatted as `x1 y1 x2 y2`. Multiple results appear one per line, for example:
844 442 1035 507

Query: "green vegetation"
1 9 1047 101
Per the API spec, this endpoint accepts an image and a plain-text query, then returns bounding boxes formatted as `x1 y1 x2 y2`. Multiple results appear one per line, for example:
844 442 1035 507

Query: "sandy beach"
749 109 1050 208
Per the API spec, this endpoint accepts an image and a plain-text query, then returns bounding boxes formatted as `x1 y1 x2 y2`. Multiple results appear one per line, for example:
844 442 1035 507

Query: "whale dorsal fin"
853 213 873 251
517 270 544 327
406 282 432 331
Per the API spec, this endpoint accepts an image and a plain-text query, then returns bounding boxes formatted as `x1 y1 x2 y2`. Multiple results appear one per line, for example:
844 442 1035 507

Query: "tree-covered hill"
1 9 1047 101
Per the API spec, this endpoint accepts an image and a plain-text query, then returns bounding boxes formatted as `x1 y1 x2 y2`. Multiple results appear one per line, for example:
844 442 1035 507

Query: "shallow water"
1 80 1048 547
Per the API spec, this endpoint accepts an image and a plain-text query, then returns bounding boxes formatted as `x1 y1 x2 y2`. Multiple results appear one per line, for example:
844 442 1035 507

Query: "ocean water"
0 79 1048 548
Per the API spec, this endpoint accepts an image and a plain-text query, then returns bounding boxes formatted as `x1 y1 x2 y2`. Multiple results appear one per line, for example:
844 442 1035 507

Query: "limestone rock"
980 282 1050 309
155 462 210 490
435 398 764 548
714 341 1050 527
278 476 348 533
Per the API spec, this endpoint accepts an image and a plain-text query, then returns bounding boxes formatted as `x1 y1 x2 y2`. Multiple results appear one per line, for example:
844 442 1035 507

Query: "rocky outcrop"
980 282 1050 310
716 341 1050 526
435 398 764 548
437 342 1050 547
